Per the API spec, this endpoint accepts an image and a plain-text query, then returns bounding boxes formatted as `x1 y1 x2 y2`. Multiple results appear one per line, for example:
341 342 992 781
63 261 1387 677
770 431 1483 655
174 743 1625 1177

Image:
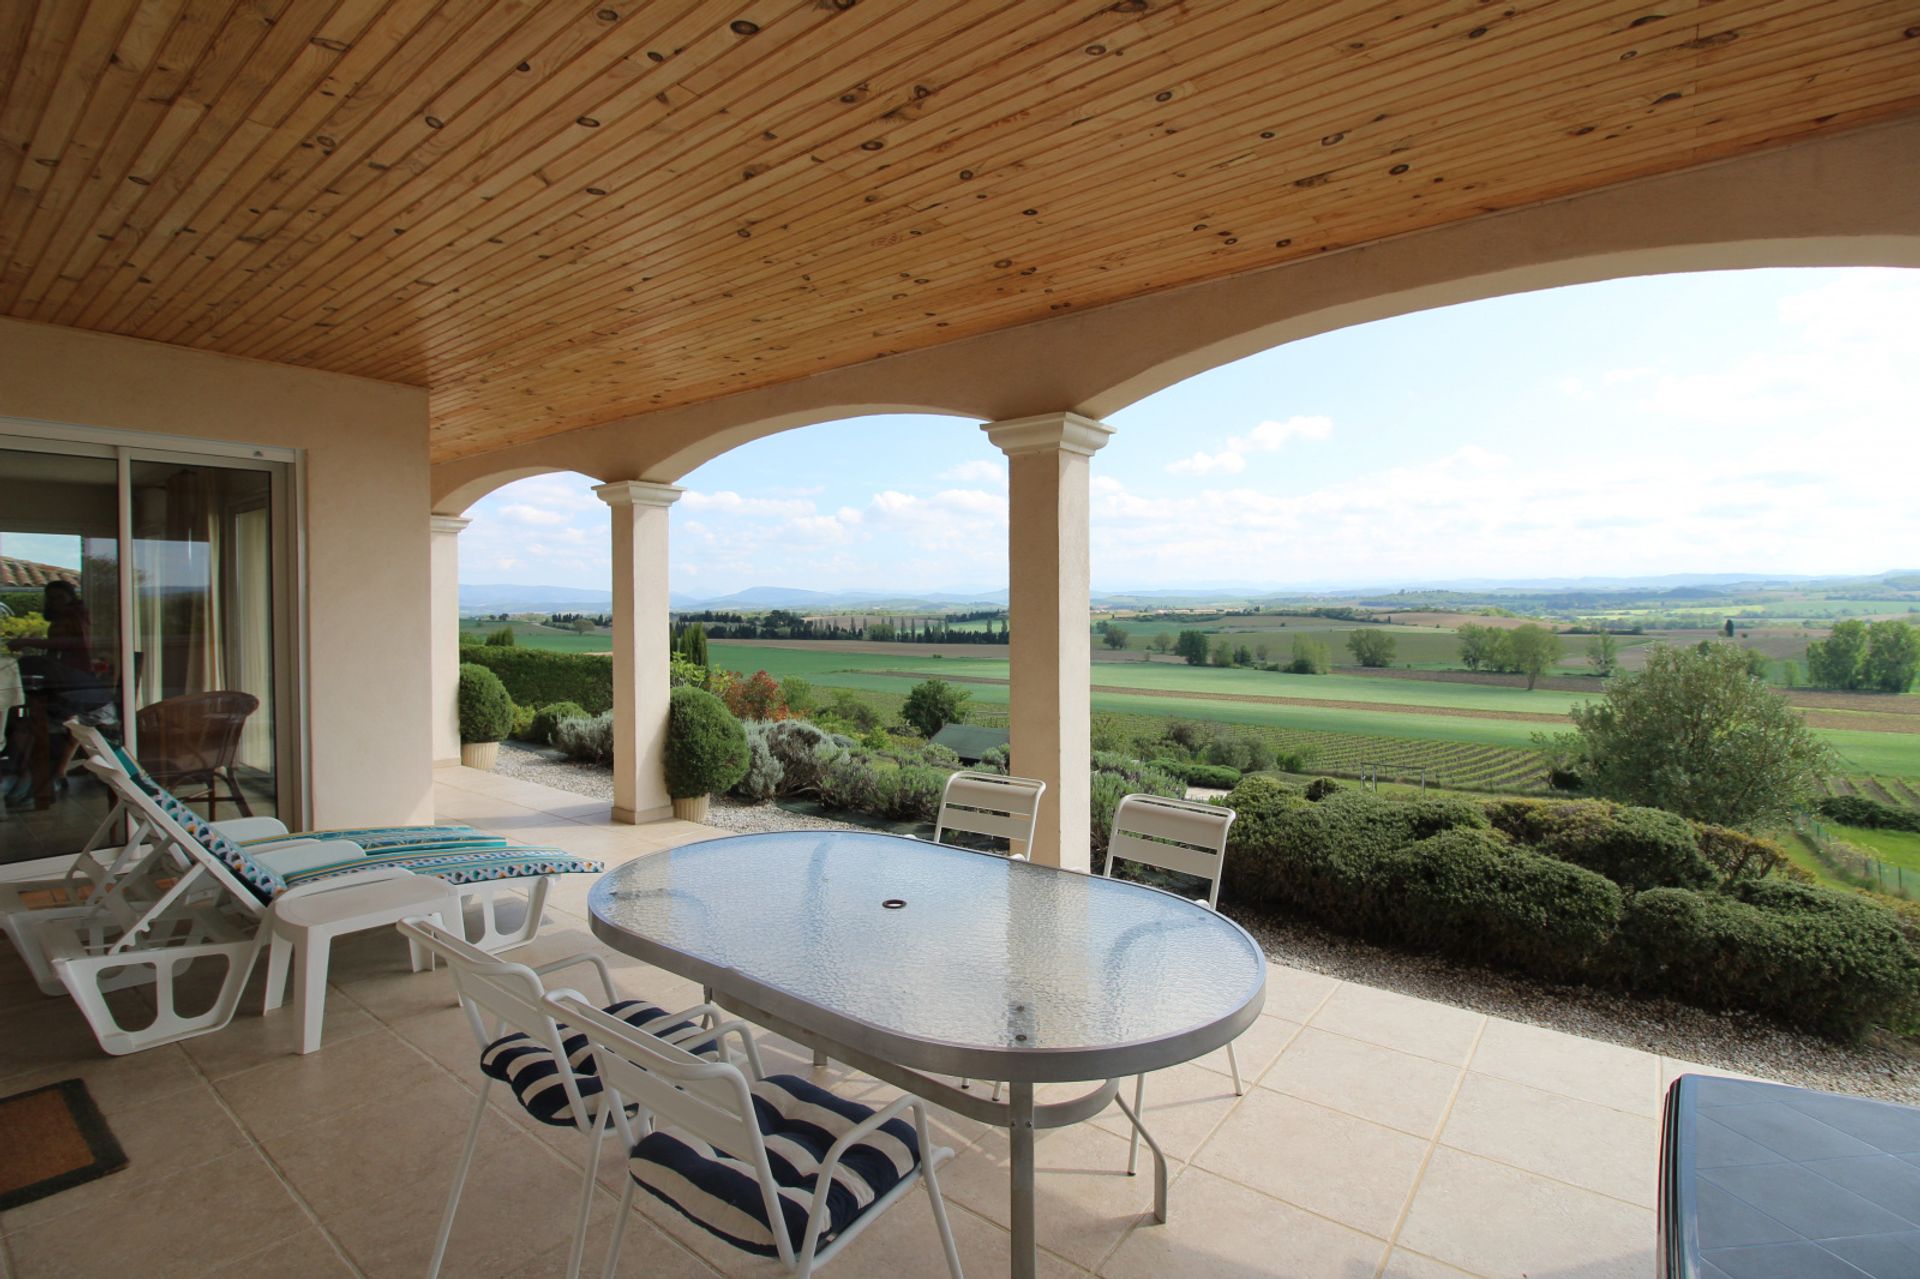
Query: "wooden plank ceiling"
3 1 1917 462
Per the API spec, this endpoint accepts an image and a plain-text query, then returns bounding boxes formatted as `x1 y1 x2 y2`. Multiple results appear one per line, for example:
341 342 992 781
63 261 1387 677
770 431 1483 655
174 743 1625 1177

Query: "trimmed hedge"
459 644 613 714
1484 798 1713 891
664 687 748 799
1818 795 1920 833
1154 759 1242 789
1219 780 1920 1038
456 663 515 743
1619 880 1920 1039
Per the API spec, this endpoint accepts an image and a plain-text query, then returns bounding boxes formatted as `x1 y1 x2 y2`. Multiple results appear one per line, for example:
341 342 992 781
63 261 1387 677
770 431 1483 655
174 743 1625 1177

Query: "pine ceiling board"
416 0 1691 398
197 0 793 359
3 0 1916 459
126 0 478 341
137 0 633 343
60 0 309 330
312 0 1062 378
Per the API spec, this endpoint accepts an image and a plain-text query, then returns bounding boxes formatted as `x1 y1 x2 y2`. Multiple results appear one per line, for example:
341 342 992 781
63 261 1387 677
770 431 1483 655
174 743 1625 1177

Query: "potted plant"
665 685 749 822
457 662 515 770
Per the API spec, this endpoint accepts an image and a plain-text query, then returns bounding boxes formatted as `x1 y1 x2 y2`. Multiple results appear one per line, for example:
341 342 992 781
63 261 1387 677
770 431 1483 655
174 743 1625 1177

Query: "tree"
1586 632 1618 677
1209 639 1232 667
1150 632 1174 655
678 621 709 668
1232 644 1254 667
1457 623 1502 672
1506 623 1562 690
1287 636 1329 674
1254 641 1271 664
1557 642 1832 830
902 678 969 737
1806 618 1868 689
722 669 789 721
778 675 817 716
484 625 516 647
1346 629 1396 667
1175 629 1210 666
570 617 597 634
1865 619 1920 693
1100 620 1129 650
1723 618 1736 637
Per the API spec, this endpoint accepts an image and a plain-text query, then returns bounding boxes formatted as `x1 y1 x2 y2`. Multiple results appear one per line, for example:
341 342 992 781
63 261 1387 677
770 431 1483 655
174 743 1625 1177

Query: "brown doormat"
0 1079 128 1210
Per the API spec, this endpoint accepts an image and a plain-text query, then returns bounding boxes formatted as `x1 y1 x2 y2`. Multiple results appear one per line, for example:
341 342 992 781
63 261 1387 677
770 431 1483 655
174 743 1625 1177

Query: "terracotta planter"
460 741 500 770
671 794 711 823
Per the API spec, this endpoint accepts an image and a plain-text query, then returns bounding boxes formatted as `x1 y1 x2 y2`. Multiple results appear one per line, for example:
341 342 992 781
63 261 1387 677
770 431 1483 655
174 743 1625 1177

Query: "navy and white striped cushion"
480 1000 711 1126
630 1074 920 1258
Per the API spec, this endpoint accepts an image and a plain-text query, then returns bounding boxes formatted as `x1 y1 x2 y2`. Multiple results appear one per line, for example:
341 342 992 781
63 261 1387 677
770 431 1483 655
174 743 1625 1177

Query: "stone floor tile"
1263 965 1341 1023
1397 1147 1654 1279
0 1036 204 1113
935 1121 1166 1272
1193 1089 1428 1238
204 1226 358 1276
498 1205 718 1279
1470 1016 1661 1116
1379 1247 1482 1278
1195 1014 1302 1084
1101 1167 1388 1279
1261 1026 1464 1138
177 982 381 1079
1440 1072 1659 1208
820 1195 1085 1279
213 1024 448 1140
1308 981 1484 1066
0 1080 249 1233
1087 1062 1245 1165
4 1149 310 1279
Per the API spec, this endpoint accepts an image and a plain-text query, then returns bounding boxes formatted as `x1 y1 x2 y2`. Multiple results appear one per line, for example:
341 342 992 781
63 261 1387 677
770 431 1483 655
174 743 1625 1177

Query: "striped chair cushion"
277 840 603 892
149 785 287 903
480 1000 712 1126
239 824 486 851
630 1074 920 1259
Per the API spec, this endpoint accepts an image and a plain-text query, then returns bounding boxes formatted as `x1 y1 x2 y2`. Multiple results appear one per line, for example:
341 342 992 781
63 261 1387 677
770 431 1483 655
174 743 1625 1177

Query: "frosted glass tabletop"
588 830 1267 1082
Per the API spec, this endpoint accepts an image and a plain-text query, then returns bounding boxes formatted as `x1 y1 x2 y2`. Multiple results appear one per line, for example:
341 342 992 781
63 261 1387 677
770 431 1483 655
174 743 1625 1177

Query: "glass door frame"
0 418 307 830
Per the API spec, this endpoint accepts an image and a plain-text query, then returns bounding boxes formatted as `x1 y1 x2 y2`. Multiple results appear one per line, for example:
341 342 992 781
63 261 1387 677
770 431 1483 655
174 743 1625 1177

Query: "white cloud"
1165 414 1332 475
941 459 1007 488
498 503 567 526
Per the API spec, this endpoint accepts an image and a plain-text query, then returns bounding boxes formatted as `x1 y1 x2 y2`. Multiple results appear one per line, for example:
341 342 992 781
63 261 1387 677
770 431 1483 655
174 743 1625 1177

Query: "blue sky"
460 267 1920 596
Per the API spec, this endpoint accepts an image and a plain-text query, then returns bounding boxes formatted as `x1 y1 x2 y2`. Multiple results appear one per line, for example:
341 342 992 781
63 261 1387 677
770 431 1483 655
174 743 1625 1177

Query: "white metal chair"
399 917 763 1279
931 770 1046 860
548 991 966 1279
1103 792 1242 1173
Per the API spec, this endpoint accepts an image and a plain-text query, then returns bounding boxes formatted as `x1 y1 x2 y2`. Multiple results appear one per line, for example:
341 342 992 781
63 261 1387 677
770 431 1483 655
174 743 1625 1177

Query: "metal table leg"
1009 1080 1037 1279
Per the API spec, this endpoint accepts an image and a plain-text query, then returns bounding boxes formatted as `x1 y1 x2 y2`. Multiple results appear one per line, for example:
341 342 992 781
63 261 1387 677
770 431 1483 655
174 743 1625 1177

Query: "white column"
983 413 1115 870
429 514 470 766
594 480 682 823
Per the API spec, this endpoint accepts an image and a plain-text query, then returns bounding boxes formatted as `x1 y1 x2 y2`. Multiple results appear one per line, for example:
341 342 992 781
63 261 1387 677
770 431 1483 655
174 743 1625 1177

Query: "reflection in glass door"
0 435 290 869
130 460 278 823
0 448 123 866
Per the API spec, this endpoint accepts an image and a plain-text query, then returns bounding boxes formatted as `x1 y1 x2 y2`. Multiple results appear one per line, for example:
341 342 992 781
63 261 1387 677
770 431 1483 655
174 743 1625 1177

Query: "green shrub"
1184 762 1243 789
731 721 785 802
764 720 836 794
890 765 947 823
975 744 1010 775
902 678 969 737
1484 798 1713 891
484 625 516 647
779 676 817 717
1090 755 1184 854
664 687 749 799
818 748 891 814
1619 882 1920 1038
459 645 613 713
509 702 537 741
456 663 515 743
1817 795 1920 833
1377 830 1623 977
1304 777 1342 801
1692 822 1793 882
821 690 881 733
529 701 587 746
552 712 613 763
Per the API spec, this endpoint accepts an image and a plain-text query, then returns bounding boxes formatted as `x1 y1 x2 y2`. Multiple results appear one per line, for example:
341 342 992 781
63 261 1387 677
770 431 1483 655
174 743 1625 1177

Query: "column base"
611 803 675 825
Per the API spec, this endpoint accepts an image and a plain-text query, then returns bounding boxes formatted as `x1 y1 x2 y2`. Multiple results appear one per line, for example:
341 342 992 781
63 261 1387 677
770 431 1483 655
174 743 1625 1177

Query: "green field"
1830 824 1920 874
710 640 1920 785
460 619 611 652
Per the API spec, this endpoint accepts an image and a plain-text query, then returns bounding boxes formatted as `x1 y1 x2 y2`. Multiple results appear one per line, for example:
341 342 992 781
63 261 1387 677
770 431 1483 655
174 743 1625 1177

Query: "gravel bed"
491 742 1920 1101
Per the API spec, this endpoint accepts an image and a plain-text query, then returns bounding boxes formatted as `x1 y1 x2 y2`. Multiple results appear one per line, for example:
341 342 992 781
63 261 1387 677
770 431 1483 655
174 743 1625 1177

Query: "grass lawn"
1829 824 1920 873
460 619 611 652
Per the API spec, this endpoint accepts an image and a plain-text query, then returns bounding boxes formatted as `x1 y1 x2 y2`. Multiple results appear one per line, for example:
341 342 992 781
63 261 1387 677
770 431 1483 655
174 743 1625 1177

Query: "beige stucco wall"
0 317 435 827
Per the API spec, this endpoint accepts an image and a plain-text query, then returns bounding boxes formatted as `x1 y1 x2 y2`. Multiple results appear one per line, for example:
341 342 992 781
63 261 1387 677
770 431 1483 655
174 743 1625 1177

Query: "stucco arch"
433 464 610 517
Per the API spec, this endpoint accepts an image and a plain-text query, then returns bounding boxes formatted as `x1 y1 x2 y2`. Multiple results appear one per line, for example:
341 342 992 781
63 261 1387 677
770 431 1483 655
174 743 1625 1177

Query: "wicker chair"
135 690 259 819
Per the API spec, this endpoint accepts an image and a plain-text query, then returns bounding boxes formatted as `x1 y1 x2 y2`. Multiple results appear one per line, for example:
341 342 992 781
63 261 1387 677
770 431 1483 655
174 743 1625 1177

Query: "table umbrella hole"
881 899 907 909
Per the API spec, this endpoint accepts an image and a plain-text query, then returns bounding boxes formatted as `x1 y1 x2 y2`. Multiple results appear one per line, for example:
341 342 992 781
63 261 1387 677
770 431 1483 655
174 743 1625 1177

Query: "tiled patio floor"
0 767 1741 1277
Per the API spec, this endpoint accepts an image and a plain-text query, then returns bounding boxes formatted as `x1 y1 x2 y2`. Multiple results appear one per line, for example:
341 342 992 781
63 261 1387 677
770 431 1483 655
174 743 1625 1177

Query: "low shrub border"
1219 778 1920 1039
459 643 613 713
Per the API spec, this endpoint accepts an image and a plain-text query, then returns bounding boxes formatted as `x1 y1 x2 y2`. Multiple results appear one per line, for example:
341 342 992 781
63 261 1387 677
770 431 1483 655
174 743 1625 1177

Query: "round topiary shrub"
530 700 587 745
665 686 749 799
457 663 515 744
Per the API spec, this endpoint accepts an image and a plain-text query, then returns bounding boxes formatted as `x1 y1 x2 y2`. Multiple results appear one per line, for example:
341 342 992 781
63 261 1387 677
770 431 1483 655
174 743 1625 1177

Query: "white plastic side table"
263 871 463 1053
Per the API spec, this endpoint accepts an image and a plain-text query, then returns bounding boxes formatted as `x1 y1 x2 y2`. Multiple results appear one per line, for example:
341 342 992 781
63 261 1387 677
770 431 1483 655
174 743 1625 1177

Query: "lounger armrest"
253 838 367 875
530 951 617 1004
213 817 290 841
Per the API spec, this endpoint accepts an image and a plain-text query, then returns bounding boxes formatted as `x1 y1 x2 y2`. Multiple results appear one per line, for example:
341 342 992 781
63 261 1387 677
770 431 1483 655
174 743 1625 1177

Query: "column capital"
429 514 471 536
593 479 684 509
981 412 1114 458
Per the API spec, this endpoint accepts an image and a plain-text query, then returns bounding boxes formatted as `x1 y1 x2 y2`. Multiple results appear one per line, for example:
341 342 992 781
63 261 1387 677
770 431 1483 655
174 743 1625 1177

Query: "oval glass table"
589 829 1267 1278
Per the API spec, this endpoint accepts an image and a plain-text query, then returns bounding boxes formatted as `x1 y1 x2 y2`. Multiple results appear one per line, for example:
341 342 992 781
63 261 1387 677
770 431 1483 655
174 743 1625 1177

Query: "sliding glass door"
0 432 294 868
